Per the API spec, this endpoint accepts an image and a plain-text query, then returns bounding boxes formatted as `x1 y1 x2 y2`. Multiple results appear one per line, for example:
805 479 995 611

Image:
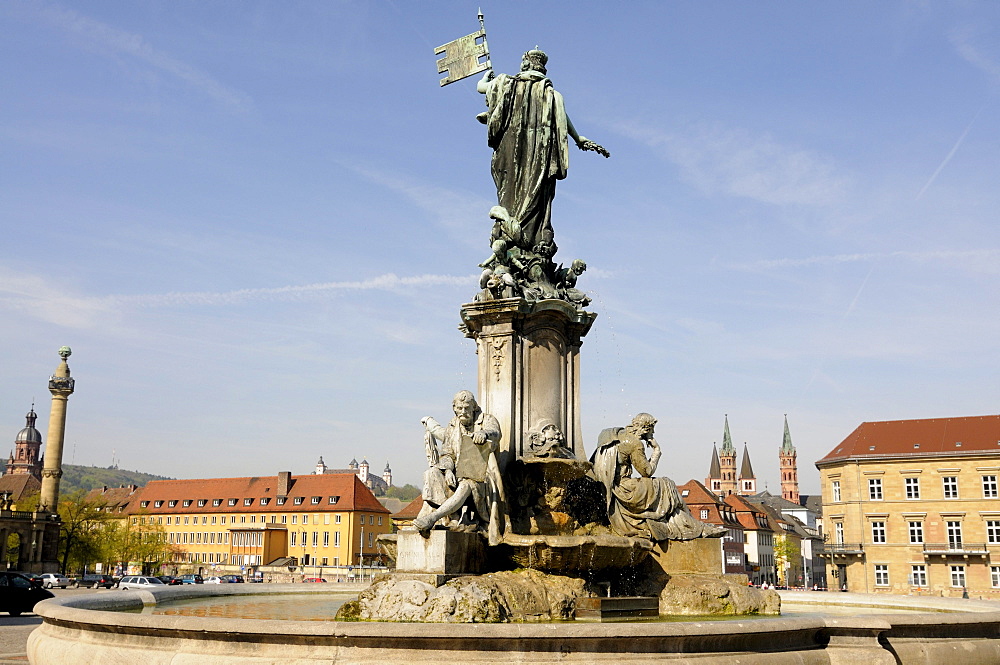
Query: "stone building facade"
817 414 1000 596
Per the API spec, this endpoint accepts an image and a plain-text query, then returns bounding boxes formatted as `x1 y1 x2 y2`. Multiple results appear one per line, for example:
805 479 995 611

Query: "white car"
118 576 166 590
40 573 77 589
203 576 227 584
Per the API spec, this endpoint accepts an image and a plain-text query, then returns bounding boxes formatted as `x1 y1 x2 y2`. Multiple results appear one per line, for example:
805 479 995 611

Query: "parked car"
80 574 116 589
203 576 226 584
0 571 54 616
302 577 327 583
40 573 78 589
178 574 204 584
7 571 43 588
118 576 166 591
220 575 244 583
157 576 184 586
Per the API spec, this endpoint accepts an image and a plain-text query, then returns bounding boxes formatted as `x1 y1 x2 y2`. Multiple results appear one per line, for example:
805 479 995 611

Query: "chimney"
102 485 108 493
278 471 292 497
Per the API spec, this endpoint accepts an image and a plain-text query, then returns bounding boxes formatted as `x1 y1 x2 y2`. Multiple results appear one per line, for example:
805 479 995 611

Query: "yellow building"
125 471 390 574
817 415 1000 596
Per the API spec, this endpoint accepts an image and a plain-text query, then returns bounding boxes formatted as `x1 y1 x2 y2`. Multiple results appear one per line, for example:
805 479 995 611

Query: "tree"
99 512 176 575
385 484 421 501
56 490 113 574
773 534 801 587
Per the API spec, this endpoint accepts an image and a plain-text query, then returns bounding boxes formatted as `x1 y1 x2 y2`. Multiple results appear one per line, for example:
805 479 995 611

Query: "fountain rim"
33 584 1000 639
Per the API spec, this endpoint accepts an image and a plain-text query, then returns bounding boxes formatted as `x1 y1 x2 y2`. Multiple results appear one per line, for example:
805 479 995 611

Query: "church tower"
718 415 738 495
706 443 723 495
314 456 328 475
358 458 369 484
738 443 757 495
7 407 43 480
382 461 392 488
779 415 799 504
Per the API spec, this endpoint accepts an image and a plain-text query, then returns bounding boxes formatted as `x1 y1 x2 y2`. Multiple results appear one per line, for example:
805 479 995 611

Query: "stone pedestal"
460 298 596 468
395 530 485 576
651 537 723 574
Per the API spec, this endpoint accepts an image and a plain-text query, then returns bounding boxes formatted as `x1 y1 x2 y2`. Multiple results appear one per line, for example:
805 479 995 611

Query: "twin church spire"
705 415 798 502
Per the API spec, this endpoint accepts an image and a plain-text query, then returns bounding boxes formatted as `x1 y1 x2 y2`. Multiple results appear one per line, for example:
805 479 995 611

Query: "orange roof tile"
392 495 423 520
0 474 40 502
817 415 1000 466
124 473 389 516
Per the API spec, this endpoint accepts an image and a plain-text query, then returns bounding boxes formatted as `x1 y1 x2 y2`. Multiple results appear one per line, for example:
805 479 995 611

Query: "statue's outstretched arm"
566 114 609 158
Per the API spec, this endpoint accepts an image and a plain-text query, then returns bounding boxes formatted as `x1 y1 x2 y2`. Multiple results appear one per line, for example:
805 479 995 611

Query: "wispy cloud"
0 270 476 329
916 106 985 200
616 121 850 206
37 4 252 113
950 24 1000 85
347 165 492 247
733 248 1000 271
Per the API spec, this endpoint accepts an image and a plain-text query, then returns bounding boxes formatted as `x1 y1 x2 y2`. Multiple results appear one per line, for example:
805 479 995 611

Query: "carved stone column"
460 298 596 469
40 347 74 513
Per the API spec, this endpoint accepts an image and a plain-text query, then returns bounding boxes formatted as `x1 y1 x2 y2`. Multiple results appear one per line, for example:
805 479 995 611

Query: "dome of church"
15 409 41 444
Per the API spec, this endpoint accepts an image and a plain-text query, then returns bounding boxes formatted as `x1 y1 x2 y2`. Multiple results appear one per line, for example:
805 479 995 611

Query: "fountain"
26 24 1000 665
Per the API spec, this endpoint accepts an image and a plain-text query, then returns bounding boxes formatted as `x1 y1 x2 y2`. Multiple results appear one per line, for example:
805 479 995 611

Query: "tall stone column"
461 299 596 468
39 347 75 513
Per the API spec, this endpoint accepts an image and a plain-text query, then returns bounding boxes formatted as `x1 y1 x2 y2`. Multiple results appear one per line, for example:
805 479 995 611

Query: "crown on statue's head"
522 48 548 73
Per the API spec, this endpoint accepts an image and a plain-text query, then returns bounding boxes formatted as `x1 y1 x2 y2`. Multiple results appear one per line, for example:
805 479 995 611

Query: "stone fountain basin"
499 532 653 571
27 585 1000 664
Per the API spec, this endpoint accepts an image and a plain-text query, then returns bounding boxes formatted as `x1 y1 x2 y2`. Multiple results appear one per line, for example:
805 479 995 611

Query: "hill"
59 464 172 496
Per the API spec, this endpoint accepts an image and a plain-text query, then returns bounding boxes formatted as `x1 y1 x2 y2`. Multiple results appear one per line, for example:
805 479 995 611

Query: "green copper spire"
721 414 736 455
781 414 795 454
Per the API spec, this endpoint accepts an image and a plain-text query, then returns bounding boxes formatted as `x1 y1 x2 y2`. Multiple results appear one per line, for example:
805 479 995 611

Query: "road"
0 586 105 664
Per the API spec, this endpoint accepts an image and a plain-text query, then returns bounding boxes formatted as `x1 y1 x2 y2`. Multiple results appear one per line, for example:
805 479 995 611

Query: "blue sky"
2 1 998 495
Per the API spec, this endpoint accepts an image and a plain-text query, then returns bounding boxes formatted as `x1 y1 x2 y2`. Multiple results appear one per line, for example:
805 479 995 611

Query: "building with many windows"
124 471 390 573
817 415 1000 596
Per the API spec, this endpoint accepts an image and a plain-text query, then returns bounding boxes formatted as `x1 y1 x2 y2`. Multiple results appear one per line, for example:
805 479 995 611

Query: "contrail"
916 105 986 200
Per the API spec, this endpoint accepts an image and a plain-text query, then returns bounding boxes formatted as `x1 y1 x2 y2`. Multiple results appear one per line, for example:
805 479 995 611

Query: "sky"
2 1 999 495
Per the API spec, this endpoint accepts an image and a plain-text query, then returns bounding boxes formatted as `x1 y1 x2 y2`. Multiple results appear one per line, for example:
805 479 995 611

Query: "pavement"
0 586 105 664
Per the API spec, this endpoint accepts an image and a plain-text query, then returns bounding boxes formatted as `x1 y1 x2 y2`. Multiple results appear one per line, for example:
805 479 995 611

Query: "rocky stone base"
337 569 594 623
657 573 780 615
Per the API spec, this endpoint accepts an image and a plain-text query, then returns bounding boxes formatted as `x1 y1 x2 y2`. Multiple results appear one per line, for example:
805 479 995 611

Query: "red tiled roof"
392 495 423 520
0 474 40 502
817 415 1000 466
123 473 389 515
725 493 770 532
82 485 141 509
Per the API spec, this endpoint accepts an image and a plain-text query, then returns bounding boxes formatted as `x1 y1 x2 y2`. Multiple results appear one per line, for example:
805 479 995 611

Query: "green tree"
385 484 421 501
56 490 112 574
99 513 176 575
773 534 801 587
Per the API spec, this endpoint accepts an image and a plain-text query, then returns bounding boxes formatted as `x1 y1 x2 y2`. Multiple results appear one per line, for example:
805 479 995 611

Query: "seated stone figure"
413 390 506 545
590 413 724 541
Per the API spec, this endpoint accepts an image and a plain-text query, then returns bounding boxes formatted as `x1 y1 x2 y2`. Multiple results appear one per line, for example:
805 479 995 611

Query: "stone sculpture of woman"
590 413 725 541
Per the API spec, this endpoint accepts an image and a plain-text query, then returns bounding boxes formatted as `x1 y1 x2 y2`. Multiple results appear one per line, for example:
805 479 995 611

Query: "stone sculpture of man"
414 391 505 545
590 413 725 541
477 49 608 253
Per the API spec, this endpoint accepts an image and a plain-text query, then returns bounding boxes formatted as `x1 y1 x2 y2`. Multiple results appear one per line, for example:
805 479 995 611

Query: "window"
334 531 341 547
947 521 963 548
292 515 297 524
154 501 163 508
211 516 217 524
871 521 886 544
874 565 889 586
335 515 342 524
184 516 189 525
291 532 297 547
140 501 149 508
260 498 270 505
167 517 172 525
992 566 1000 589
221 516 227 524
368 531 374 547
988 521 1000 544
908 521 923 544
951 565 966 588
198 499 207 507
905 477 920 499
276 497 286 505
294 497 304 505
183 500 192 507
834 522 844 544
369 515 374 525
323 532 330 547
312 531 319 547
360 515 365 524
311 497 321 504
202 516 207 524
699 509 709 520
868 478 883 500
244 498 253 506
943 476 958 499
322 557 328 566
281 515 287 524
378 516 383 525
303 515 309 525
984 476 998 498
328 496 338 504
213 499 222 506
832 481 841 503
228 499 238 506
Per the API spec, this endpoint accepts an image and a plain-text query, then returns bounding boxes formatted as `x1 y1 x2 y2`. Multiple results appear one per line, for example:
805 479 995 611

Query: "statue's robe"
591 427 719 541
484 71 570 251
